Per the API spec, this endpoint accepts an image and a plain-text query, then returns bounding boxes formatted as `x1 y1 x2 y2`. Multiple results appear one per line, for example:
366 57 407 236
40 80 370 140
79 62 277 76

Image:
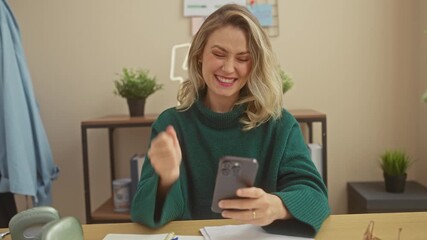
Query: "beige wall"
416 1 427 184
8 0 427 223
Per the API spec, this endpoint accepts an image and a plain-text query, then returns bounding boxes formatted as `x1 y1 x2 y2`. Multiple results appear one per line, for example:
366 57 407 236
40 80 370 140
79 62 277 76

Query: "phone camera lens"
221 161 231 169
231 162 240 176
221 168 230 176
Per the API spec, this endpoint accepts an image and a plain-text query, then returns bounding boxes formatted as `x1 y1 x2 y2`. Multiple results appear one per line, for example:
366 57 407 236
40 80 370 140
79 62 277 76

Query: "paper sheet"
103 233 204 240
184 0 246 17
200 224 314 240
248 4 273 27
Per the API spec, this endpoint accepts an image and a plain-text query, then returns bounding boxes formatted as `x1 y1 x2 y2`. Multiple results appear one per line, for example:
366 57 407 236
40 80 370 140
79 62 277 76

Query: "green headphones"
7 206 83 240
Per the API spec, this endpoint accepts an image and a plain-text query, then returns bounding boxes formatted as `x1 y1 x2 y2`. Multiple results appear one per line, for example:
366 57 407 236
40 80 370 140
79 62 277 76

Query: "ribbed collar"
194 99 245 129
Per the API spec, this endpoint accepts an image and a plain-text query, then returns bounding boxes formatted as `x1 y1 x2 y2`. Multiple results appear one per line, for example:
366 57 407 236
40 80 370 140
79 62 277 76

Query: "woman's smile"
215 74 237 87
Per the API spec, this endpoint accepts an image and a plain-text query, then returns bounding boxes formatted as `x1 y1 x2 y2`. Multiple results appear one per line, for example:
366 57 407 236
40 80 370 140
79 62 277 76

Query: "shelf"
81 114 158 128
288 109 326 120
92 197 131 223
81 115 157 224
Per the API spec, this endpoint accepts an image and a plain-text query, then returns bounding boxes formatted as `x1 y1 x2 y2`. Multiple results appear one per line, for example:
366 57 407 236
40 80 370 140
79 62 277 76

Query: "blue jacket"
0 0 59 206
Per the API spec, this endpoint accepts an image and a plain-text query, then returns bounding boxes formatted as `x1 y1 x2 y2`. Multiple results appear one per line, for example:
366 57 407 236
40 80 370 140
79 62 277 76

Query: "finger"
221 209 260 221
151 132 169 147
148 132 176 161
236 187 264 198
219 198 256 211
154 131 177 150
166 125 179 148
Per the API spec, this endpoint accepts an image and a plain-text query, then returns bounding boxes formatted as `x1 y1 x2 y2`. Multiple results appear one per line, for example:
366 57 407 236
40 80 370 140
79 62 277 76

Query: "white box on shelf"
307 143 323 179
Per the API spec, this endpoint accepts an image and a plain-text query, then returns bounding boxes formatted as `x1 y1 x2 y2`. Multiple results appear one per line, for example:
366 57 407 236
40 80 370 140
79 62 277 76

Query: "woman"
131 4 329 236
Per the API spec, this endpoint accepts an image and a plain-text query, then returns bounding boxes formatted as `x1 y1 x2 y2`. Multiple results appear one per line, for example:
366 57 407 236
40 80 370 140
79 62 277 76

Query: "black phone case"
211 156 258 213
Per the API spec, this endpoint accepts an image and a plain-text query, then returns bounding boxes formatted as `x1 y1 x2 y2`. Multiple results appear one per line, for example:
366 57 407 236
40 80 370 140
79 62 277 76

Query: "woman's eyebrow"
211 45 249 55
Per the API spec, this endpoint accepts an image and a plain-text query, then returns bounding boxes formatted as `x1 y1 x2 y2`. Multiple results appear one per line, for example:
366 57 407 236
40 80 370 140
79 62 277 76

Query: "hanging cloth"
0 0 59 206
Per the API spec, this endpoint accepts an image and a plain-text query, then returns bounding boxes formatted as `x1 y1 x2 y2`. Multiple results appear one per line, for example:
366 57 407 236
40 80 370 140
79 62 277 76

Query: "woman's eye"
237 58 249 62
213 52 225 58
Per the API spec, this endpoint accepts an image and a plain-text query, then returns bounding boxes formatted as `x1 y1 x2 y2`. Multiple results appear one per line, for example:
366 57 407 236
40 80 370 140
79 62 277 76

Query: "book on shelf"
130 154 145 204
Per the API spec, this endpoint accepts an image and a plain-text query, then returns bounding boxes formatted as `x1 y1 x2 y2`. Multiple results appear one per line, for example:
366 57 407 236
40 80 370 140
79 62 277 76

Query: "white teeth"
217 76 234 83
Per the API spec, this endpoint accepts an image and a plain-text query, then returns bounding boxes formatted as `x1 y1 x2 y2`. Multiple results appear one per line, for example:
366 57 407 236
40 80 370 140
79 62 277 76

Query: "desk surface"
2 212 426 240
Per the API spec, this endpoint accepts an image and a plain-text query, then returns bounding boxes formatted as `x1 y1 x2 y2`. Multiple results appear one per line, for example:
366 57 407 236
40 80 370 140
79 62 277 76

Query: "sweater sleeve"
271 119 330 236
130 119 187 228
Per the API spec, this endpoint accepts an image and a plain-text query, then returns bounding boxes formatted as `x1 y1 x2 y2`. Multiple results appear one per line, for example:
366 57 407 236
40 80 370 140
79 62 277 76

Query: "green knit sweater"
131 100 330 235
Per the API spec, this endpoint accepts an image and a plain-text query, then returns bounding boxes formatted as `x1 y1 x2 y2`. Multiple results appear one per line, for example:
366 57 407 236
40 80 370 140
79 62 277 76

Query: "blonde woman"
131 4 329 237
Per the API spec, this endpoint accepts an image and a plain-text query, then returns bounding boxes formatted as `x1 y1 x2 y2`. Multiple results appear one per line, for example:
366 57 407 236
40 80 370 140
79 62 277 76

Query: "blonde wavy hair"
177 4 283 130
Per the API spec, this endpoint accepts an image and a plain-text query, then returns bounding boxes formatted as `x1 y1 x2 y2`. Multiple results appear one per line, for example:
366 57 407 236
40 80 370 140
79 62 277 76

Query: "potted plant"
380 150 412 193
114 68 163 117
279 68 294 94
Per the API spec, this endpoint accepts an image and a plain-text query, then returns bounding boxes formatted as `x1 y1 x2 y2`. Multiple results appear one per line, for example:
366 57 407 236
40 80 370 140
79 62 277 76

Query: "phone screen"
211 156 258 213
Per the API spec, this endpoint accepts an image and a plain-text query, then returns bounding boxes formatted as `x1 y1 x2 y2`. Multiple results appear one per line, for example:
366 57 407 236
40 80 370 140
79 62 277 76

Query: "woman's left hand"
218 187 292 226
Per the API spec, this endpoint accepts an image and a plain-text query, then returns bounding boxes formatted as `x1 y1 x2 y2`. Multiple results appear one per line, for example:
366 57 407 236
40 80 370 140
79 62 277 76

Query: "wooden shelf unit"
81 109 327 223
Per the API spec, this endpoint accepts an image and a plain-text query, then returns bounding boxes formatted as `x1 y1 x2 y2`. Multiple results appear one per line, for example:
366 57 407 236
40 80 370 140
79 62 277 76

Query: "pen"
0 231 10 239
163 232 177 240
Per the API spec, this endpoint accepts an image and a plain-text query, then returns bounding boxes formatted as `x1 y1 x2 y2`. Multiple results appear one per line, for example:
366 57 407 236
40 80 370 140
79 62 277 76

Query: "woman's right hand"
147 125 182 189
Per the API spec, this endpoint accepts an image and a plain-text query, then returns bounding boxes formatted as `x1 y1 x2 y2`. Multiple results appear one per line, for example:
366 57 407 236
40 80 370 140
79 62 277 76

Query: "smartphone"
211 156 258 213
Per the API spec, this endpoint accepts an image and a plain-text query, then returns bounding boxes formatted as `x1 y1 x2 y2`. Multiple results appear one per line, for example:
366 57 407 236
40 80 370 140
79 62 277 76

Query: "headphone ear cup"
38 216 83 240
9 207 60 240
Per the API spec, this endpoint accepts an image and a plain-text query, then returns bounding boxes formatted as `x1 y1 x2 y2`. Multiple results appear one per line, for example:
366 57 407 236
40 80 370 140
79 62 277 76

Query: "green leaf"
279 68 294 94
379 150 412 176
113 68 163 99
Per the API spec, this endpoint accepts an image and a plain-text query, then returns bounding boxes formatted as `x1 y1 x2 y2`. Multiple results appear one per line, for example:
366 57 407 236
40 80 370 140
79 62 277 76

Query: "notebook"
200 224 314 240
103 233 203 240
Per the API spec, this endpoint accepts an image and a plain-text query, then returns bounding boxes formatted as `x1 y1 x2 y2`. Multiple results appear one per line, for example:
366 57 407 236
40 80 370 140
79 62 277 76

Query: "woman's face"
201 25 252 109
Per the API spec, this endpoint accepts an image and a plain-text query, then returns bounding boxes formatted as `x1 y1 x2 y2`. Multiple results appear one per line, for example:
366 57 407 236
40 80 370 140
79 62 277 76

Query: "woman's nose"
222 59 235 73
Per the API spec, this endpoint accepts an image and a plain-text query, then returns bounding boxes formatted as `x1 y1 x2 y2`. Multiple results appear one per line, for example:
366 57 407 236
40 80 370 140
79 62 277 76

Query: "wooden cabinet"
81 109 327 223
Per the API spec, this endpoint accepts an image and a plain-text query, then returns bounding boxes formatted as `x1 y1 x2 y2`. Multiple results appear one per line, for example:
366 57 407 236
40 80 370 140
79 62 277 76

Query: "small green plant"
422 90 427 103
380 150 412 176
114 68 163 100
279 68 294 94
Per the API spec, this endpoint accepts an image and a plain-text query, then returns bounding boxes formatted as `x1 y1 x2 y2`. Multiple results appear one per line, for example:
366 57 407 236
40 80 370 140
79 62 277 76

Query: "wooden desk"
1 212 427 240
